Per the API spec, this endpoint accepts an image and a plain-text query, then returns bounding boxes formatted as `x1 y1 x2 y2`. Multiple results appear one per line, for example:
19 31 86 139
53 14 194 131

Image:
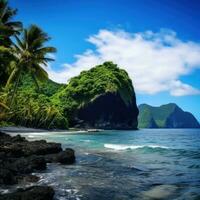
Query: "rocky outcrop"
138 103 200 128
55 62 139 129
0 131 76 199
0 186 54 200
45 148 75 164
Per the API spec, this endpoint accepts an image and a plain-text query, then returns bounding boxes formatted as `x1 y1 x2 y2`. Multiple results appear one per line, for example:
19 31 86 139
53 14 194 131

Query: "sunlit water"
3 129 200 200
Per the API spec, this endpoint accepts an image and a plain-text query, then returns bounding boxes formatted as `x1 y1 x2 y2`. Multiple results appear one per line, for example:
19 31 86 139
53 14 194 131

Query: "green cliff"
138 103 200 128
53 62 139 129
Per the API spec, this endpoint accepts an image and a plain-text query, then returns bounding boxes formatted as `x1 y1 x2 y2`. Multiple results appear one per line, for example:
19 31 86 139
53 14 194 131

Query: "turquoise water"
17 129 200 199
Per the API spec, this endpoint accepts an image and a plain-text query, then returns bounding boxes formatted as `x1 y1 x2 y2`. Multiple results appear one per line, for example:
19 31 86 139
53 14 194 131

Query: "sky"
11 0 200 120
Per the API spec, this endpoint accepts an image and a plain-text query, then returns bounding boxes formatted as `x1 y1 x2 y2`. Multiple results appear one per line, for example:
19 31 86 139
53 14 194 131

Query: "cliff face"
166 106 200 128
55 62 139 129
138 103 200 128
76 92 138 129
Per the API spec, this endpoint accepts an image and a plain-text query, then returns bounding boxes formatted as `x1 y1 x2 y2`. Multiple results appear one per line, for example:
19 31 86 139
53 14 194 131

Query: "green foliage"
8 85 68 129
5 24 56 106
138 103 178 128
0 1 64 129
0 0 22 46
52 61 135 122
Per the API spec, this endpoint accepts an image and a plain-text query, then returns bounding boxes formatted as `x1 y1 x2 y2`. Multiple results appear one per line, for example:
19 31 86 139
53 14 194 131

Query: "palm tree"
6 24 56 105
0 0 22 87
0 0 22 46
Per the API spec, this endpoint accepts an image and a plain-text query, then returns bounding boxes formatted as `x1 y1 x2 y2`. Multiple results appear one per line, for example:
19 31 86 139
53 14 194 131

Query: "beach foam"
104 144 170 150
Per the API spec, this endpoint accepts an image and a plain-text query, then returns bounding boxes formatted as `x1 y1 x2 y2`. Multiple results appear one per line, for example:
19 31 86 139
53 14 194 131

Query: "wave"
104 144 170 151
80 139 91 143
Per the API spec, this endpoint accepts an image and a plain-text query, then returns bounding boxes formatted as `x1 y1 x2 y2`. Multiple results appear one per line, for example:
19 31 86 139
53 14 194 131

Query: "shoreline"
0 126 67 133
0 126 105 134
1 126 199 135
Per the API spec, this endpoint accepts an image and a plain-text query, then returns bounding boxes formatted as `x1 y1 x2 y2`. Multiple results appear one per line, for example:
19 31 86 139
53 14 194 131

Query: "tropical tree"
0 0 22 86
6 24 56 105
0 0 22 46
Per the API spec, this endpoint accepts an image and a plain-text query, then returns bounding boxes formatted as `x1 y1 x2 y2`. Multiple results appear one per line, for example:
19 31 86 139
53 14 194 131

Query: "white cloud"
47 29 200 96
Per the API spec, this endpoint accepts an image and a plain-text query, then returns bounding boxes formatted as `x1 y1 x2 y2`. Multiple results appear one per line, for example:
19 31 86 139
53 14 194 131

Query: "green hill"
138 103 200 128
52 61 139 129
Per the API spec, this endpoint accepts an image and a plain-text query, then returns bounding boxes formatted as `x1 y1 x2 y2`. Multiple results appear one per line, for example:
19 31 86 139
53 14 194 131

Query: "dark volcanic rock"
56 148 75 164
0 131 75 186
20 175 40 183
45 148 75 164
0 168 16 185
0 186 54 200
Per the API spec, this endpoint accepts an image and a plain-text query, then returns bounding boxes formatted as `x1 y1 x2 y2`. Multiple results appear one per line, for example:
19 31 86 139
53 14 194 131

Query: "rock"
0 132 75 186
0 186 54 200
0 168 16 185
11 134 26 142
56 148 75 164
20 175 40 183
0 137 62 158
23 140 62 156
0 155 46 185
76 92 138 130
45 148 75 164
8 156 46 174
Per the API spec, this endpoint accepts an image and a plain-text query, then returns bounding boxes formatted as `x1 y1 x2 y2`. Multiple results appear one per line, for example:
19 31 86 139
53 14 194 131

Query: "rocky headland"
53 62 139 130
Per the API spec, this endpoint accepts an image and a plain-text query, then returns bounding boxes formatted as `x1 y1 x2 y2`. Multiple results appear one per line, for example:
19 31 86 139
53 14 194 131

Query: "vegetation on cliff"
0 0 67 129
52 62 137 125
138 103 200 128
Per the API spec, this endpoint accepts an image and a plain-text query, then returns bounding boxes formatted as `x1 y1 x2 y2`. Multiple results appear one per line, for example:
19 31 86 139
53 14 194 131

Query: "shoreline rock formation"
0 131 75 200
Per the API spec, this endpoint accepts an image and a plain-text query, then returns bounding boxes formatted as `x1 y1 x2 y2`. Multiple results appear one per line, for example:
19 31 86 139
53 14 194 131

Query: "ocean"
6 129 200 199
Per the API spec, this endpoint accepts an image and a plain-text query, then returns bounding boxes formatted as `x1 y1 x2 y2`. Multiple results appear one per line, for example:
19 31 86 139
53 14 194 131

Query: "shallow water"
5 129 200 199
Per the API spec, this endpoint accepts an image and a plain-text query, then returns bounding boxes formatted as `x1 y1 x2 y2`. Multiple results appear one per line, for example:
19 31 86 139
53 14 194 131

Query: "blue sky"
11 0 200 120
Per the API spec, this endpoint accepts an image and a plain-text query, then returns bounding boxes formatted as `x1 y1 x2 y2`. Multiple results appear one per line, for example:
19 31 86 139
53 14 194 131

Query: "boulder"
0 186 54 200
45 148 75 164
0 132 75 186
56 148 75 164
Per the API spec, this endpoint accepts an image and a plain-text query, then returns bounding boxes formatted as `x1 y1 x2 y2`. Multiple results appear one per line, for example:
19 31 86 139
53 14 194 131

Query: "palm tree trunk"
9 72 21 107
31 74 40 92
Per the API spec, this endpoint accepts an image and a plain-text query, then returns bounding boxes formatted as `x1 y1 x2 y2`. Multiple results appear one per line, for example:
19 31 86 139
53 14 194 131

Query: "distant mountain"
138 103 200 128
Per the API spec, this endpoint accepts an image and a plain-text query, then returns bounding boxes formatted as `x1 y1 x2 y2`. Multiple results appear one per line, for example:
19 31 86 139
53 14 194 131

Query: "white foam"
104 144 169 150
80 139 91 143
26 132 50 136
27 135 34 138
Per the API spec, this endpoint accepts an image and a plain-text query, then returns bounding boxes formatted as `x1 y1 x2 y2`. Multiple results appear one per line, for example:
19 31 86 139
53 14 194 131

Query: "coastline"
0 126 66 133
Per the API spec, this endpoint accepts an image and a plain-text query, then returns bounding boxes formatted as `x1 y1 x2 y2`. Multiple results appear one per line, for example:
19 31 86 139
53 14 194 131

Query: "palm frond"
34 64 49 81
